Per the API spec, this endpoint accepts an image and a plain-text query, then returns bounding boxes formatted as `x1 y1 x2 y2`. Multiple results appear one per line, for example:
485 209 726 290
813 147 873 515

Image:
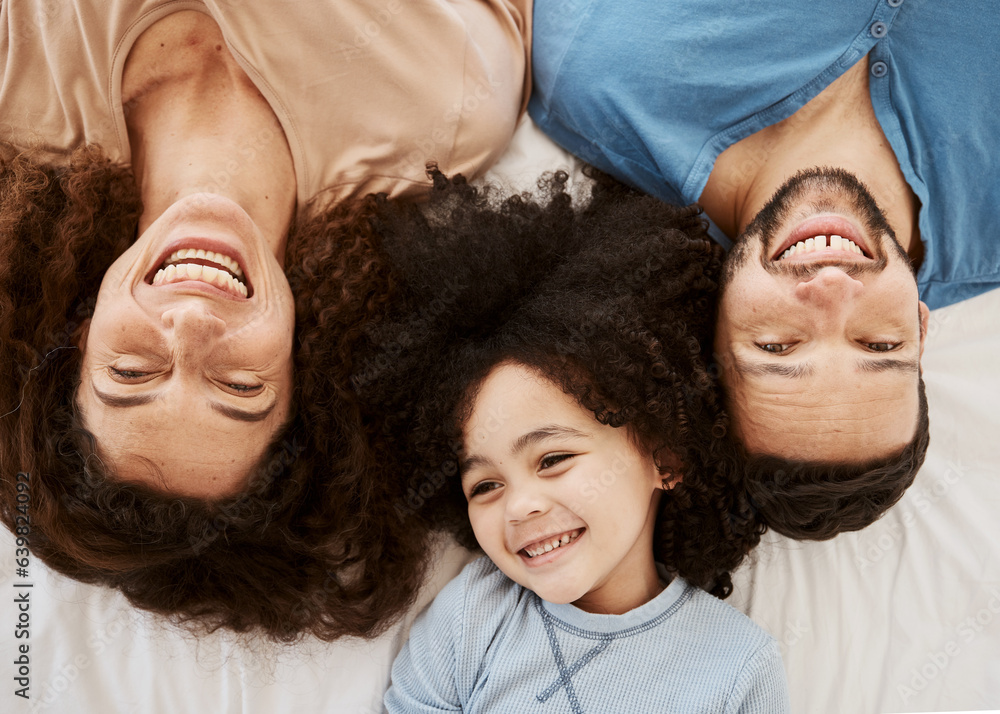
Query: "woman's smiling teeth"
521 528 583 558
778 234 864 260
151 248 249 297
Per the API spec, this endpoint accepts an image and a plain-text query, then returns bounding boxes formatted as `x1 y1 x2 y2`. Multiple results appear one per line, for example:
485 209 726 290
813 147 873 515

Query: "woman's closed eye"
220 381 265 396
108 366 151 381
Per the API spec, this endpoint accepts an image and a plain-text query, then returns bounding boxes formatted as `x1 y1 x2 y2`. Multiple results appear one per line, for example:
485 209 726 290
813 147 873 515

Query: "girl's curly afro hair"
355 170 766 598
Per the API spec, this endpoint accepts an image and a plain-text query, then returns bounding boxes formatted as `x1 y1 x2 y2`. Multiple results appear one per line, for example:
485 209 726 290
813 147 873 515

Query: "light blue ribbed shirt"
385 557 790 713
529 0 1000 310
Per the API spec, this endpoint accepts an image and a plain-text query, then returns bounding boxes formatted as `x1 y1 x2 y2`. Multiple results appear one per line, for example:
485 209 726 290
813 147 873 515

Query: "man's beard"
719 167 909 290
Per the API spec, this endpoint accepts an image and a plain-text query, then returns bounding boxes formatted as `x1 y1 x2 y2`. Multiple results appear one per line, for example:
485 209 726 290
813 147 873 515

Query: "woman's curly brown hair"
356 170 767 598
0 142 426 642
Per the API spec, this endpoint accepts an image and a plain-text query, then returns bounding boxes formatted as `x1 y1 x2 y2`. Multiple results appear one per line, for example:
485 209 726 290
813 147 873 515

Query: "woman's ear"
73 319 91 350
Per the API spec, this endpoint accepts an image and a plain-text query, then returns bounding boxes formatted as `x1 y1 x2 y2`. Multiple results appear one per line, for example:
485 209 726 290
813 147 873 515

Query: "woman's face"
75 194 295 497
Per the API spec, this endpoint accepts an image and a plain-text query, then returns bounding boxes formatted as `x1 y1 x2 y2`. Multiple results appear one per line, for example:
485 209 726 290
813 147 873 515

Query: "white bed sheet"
2 116 998 714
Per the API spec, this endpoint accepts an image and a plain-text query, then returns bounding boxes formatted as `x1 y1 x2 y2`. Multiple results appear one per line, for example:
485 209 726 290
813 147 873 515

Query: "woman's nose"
161 304 226 356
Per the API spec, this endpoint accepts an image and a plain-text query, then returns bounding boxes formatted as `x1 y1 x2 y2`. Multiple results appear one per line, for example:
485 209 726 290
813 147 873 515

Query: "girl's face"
460 363 665 615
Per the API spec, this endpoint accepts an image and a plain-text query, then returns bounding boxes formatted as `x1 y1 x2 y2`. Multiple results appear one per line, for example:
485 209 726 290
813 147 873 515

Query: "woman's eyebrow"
93 386 276 422
92 386 158 408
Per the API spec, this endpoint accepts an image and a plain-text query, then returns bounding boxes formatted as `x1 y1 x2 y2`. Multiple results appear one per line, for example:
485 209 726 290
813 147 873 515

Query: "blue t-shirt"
385 558 790 713
529 0 1000 310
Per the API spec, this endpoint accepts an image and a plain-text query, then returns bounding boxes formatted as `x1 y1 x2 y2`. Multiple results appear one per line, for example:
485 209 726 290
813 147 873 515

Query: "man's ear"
73 318 91 351
917 301 930 358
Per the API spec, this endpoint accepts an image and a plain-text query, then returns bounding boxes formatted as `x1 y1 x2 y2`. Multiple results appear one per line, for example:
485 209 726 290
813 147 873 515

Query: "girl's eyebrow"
460 425 590 476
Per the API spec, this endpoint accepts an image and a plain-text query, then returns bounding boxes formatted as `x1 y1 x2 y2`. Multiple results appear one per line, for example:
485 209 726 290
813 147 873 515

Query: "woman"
0 0 529 640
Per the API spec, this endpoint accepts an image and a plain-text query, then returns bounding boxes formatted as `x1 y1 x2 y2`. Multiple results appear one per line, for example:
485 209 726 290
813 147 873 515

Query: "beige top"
0 0 530 207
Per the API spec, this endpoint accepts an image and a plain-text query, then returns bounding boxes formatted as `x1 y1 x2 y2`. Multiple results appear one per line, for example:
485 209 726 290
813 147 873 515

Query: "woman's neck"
121 11 295 257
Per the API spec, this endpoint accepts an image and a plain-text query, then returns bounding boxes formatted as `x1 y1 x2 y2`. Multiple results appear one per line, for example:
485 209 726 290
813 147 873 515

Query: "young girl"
358 172 790 712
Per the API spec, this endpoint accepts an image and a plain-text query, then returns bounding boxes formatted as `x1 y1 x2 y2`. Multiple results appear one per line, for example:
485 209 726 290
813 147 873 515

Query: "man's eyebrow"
93 387 276 423
733 359 814 379
734 357 920 379
460 425 590 476
857 358 920 374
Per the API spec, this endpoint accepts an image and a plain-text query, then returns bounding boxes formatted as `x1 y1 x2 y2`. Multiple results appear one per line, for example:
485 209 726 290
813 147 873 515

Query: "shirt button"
871 60 888 78
871 21 888 38
887 0 903 6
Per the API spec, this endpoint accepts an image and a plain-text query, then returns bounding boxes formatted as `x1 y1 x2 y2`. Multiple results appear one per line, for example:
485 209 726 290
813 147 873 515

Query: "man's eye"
866 342 900 352
469 481 501 498
539 453 573 470
756 343 791 354
109 367 148 380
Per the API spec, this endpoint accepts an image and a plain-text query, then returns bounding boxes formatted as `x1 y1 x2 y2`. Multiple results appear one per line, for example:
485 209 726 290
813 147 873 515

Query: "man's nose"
161 304 226 358
794 268 864 325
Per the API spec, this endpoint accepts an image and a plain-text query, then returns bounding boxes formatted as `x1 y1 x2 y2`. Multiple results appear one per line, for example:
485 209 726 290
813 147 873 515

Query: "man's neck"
121 11 296 257
700 57 922 264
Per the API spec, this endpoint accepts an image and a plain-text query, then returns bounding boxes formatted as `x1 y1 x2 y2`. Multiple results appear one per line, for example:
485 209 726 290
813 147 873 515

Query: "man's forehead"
728 371 920 461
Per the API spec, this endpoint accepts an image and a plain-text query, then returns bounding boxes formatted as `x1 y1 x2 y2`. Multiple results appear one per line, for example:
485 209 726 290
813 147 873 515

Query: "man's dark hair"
731 377 930 540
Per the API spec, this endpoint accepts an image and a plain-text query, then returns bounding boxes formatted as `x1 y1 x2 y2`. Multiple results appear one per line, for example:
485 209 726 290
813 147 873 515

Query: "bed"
2 116 998 714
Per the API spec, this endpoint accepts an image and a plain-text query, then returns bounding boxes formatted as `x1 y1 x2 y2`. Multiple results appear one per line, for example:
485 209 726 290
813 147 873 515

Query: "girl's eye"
469 481 501 499
756 343 792 354
865 342 900 352
539 453 573 470
109 367 148 380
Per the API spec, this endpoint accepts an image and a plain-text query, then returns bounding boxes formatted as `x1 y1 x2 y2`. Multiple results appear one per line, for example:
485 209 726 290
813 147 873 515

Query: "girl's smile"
517 527 585 566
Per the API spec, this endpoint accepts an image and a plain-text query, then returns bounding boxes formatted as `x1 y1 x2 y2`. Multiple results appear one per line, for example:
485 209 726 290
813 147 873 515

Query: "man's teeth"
152 262 249 297
778 234 864 260
523 529 582 558
163 248 244 278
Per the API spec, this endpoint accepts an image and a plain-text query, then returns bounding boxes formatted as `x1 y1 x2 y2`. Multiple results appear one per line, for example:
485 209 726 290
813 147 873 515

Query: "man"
529 1 998 536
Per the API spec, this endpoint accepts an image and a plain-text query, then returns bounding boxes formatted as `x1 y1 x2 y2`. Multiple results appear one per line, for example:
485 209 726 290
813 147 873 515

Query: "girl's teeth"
524 530 581 557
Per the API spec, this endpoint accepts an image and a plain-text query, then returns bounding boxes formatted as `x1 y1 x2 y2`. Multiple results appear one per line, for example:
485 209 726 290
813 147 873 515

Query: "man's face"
715 168 929 462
